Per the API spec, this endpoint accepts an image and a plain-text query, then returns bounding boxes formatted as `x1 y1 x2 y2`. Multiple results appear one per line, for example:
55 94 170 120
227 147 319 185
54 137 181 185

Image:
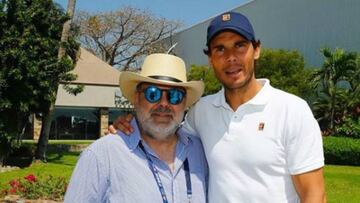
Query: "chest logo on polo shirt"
258 122 265 131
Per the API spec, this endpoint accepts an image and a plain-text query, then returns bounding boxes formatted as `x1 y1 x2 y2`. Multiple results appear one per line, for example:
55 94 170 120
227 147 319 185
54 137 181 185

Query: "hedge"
323 136 360 166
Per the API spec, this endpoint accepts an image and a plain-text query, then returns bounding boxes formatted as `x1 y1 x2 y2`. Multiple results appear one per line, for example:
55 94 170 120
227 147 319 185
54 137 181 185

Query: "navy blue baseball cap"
206 11 256 45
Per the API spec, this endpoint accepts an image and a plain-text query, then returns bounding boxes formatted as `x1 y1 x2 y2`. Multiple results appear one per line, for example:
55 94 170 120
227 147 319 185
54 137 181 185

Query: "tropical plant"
312 48 359 134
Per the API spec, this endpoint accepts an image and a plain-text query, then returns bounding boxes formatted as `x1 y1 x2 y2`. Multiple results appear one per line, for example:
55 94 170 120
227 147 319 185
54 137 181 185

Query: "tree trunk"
35 104 54 161
16 114 30 144
35 0 76 162
330 88 336 132
58 0 76 58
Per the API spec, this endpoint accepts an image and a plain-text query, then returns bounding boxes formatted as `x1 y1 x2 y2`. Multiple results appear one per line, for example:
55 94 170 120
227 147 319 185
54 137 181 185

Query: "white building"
164 0 360 67
31 48 132 140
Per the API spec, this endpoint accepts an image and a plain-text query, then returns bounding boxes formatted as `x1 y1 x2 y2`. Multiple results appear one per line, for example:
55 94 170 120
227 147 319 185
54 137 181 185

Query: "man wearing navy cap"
113 11 325 203
182 11 326 202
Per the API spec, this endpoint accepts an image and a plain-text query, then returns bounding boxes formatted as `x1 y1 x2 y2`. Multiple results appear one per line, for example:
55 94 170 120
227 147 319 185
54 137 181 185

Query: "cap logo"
222 14 231 21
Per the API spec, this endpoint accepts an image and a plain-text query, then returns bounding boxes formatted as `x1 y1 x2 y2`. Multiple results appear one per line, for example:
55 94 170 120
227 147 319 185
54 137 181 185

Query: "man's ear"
208 56 213 68
254 44 261 60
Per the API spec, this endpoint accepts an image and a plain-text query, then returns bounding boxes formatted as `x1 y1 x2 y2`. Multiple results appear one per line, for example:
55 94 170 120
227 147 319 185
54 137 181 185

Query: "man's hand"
292 167 326 203
107 114 134 135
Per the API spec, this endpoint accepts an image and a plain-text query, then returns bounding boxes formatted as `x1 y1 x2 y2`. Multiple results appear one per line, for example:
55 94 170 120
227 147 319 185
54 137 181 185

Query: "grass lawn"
324 165 360 202
0 152 80 190
22 139 94 145
1 150 359 202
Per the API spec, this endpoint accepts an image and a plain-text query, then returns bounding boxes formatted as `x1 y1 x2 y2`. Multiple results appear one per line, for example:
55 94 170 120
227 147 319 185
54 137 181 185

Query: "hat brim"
119 72 204 108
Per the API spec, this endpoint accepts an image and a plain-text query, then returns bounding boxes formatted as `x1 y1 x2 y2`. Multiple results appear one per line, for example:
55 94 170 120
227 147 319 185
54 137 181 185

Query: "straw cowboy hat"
119 53 204 108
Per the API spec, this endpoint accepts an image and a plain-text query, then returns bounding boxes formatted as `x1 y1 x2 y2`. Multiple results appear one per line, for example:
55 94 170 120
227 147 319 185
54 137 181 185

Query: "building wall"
56 84 120 108
29 84 132 140
166 0 360 67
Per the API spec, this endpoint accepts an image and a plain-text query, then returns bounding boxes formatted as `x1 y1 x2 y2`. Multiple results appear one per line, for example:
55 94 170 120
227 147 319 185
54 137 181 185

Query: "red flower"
24 174 37 183
9 179 21 188
9 188 17 194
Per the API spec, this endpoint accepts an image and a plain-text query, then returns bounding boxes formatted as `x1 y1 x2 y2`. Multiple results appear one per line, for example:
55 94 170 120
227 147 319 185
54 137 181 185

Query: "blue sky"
55 0 248 27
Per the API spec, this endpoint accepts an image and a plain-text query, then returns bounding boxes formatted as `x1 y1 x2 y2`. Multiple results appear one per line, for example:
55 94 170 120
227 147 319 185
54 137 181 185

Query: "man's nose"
158 91 170 106
226 50 238 63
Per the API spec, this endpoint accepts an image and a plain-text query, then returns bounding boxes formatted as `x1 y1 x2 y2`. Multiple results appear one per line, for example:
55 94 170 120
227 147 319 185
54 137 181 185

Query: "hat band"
149 75 182 83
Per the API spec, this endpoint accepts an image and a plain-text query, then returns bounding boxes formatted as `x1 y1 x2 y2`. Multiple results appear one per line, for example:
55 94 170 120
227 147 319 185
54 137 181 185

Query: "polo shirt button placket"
232 113 242 122
226 114 240 140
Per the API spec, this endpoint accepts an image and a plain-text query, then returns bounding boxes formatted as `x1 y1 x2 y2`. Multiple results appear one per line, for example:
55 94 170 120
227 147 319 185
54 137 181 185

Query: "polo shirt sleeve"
64 148 109 202
181 105 200 137
285 100 324 175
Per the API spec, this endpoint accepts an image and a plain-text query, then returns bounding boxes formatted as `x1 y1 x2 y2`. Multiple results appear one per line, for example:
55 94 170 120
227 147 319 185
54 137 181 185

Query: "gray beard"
136 106 184 140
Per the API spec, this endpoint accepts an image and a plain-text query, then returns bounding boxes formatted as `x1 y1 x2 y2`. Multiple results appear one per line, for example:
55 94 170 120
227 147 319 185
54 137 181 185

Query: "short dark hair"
203 39 261 56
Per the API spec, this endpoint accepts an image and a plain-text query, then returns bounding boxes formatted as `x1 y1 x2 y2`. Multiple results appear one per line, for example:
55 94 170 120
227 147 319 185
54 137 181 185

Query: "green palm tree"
312 48 358 132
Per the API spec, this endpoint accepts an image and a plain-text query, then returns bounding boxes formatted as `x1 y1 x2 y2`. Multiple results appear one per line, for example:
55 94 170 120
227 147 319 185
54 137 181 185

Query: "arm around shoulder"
181 104 199 136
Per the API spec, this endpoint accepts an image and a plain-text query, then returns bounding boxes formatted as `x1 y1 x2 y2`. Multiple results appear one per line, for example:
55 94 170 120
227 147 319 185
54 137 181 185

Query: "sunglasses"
138 85 186 105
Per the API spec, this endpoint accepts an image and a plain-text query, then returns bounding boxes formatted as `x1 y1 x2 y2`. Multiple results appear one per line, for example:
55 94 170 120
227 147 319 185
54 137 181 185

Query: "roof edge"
173 0 256 35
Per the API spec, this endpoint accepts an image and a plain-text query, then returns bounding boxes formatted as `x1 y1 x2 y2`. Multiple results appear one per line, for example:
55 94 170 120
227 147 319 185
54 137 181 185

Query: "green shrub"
0 133 13 165
0 131 21 166
323 136 360 166
188 65 222 96
256 48 315 100
335 117 360 138
4 145 34 168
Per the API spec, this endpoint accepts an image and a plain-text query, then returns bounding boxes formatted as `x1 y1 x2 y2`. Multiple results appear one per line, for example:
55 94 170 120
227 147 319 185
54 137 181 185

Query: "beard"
136 105 184 140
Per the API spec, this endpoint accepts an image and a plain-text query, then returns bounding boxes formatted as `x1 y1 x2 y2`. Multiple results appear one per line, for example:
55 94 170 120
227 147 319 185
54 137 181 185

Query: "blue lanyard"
139 142 192 203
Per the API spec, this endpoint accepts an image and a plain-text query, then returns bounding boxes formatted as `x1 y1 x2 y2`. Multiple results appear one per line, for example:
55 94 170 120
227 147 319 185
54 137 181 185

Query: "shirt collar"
246 78 271 105
126 118 191 151
212 88 232 110
126 118 142 151
212 78 272 108
177 128 192 145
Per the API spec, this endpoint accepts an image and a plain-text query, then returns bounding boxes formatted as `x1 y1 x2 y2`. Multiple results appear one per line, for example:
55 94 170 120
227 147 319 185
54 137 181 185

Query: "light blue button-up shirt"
64 118 208 203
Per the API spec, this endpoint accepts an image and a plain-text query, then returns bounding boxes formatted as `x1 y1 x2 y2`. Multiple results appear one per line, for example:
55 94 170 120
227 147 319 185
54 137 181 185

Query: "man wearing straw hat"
64 53 207 203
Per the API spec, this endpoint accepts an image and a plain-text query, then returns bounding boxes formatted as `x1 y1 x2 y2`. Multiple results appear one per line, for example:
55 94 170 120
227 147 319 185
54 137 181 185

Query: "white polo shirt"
182 79 324 203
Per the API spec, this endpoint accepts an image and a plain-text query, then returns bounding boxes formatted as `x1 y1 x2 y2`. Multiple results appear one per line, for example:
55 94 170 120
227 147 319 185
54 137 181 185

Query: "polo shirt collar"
127 118 191 151
212 78 272 108
247 78 271 105
212 88 229 108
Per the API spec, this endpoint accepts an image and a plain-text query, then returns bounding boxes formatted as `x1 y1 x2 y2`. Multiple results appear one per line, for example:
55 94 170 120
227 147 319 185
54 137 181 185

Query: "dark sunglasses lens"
168 89 185 105
144 86 161 103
